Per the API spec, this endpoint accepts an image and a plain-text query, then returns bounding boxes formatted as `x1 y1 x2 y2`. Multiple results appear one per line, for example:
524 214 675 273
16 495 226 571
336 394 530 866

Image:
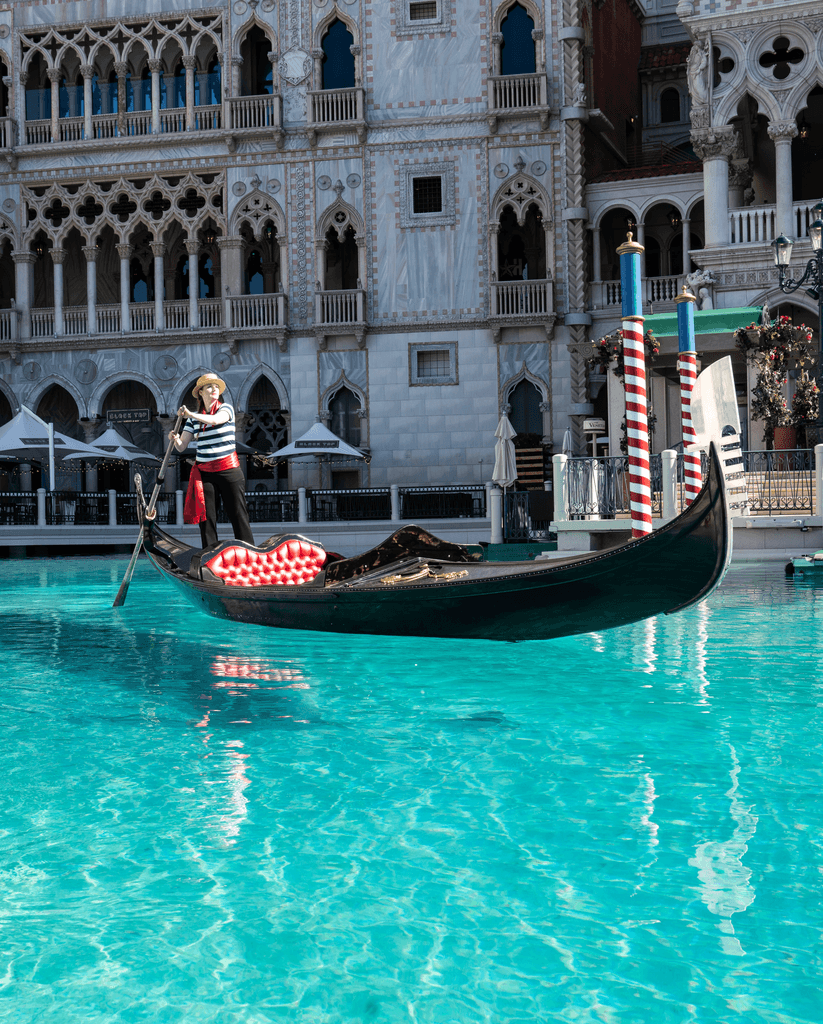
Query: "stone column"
682 219 691 275
80 65 94 140
114 62 128 137
81 419 101 491
636 221 646 280
217 236 242 329
11 251 35 340
83 245 98 334
591 224 602 281
117 243 133 332
691 127 738 248
148 59 163 134
47 68 61 142
491 32 503 76
231 55 243 98
163 72 175 110
183 56 197 130
311 48 325 88
315 239 328 289
768 121 799 238
151 242 166 331
51 248 67 336
185 238 200 327
262 260 278 294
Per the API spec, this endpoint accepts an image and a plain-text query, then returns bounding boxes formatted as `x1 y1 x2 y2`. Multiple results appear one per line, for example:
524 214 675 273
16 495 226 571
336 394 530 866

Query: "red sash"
184 452 240 524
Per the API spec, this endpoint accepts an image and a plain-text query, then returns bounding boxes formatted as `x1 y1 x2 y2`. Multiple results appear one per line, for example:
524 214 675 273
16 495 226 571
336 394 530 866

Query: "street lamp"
772 198 823 437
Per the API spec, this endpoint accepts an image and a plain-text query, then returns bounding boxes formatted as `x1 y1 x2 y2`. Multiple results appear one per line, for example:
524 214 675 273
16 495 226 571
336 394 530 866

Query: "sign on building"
107 409 152 424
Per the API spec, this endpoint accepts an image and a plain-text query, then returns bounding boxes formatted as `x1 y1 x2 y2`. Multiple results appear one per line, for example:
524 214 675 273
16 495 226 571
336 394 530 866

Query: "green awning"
642 306 762 337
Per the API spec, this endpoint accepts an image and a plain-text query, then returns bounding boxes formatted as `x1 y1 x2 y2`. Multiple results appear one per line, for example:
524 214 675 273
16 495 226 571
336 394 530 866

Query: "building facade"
0 0 594 494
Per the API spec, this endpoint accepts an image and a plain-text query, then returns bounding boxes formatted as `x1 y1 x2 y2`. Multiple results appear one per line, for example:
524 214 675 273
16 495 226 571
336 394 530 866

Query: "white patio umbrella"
267 420 367 462
61 424 160 464
0 406 110 489
492 413 517 490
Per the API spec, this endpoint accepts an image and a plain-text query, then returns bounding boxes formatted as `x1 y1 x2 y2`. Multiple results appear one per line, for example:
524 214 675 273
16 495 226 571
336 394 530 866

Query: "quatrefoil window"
712 47 735 87
759 36 804 80
44 200 70 227
109 193 138 222
77 197 103 224
143 191 171 220
177 189 206 217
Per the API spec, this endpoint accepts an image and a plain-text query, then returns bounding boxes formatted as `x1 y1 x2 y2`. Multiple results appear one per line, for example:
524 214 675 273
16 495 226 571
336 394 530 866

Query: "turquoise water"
0 556 822 1024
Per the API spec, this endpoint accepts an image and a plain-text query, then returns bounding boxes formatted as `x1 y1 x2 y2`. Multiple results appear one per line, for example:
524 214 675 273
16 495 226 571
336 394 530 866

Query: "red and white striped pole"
675 285 702 504
617 232 653 537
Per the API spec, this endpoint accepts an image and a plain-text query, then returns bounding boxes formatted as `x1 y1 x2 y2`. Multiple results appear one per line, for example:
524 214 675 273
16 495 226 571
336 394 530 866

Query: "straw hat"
191 373 226 399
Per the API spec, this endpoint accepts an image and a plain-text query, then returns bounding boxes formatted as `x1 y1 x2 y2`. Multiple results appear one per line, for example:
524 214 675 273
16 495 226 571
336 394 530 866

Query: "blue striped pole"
675 285 702 503
617 232 652 536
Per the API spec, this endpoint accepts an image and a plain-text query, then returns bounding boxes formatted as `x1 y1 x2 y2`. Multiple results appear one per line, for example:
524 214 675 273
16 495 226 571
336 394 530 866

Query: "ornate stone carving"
767 121 799 143
690 127 738 162
279 48 312 85
50 248 67 264
687 40 709 107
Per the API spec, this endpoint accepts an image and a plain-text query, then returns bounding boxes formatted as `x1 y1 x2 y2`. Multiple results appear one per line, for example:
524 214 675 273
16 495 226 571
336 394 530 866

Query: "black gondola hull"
143 443 731 642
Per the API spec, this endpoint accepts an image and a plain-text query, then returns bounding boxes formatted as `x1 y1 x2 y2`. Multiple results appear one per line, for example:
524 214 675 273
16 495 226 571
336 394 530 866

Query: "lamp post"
772 198 823 439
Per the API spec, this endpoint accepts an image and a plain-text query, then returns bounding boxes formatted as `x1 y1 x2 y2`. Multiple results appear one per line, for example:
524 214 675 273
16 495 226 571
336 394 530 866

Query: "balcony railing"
227 94 281 131
488 73 547 111
0 116 17 148
229 293 286 329
491 279 553 317
23 105 221 145
729 200 816 245
309 87 364 125
592 275 683 310
28 299 223 337
316 289 365 325
0 308 18 341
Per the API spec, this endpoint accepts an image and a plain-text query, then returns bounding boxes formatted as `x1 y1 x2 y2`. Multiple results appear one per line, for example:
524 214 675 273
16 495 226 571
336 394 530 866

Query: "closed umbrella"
562 428 573 456
492 413 517 489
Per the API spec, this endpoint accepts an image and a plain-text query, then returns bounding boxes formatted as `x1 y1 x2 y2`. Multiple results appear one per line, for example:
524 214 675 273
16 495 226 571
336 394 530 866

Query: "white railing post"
815 444 823 517
552 454 568 522
108 489 117 526
661 449 677 520
490 487 503 545
298 487 307 524
37 487 46 527
390 484 400 521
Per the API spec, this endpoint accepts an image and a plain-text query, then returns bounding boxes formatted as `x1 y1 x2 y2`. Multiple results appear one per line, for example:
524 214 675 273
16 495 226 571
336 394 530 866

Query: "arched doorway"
508 379 542 437
36 384 83 491
244 377 289 489
328 386 362 489
99 380 161 491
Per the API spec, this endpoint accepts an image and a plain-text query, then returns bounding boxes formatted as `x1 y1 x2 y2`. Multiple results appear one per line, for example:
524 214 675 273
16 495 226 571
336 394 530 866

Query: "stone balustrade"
491 279 553 317
316 288 364 326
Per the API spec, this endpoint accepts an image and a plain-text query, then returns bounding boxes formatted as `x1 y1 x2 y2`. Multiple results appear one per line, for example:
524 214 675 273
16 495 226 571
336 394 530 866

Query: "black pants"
199 466 255 548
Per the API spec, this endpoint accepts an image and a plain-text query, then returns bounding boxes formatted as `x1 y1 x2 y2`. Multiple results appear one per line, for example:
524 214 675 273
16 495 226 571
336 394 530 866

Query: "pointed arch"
317 197 363 242
319 370 367 415
500 364 549 409
230 191 286 239
491 173 552 226
88 372 166 419
27 375 89 420
313 7 360 51
236 364 290 413
0 379 19 418
492 0 544 37
232 15 277 57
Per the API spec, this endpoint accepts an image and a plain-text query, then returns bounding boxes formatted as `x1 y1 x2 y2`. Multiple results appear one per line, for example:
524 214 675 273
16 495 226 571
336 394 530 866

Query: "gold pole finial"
674 283 698 305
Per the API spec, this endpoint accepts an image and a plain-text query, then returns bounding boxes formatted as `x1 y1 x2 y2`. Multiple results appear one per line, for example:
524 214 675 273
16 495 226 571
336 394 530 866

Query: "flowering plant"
734 316 818 448
586 329 659 454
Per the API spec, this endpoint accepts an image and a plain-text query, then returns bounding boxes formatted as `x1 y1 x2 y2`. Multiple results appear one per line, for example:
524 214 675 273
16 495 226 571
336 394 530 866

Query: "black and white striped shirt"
185 402 237 463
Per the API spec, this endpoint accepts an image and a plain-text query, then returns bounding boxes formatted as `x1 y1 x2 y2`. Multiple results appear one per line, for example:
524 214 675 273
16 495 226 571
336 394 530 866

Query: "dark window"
660 88 680 123
329 387 361 447
409 1 438 19
500 3 536 76
509 379 542 436
322 19 356 90
412 176 443 214
417 349 450 378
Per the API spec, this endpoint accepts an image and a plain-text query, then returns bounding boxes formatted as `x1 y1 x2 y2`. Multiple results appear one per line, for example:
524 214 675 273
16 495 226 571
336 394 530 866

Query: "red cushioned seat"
203 539 327 587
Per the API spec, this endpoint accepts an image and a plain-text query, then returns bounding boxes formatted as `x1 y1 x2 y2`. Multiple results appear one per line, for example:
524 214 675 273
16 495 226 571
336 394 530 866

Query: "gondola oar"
113 412 183 608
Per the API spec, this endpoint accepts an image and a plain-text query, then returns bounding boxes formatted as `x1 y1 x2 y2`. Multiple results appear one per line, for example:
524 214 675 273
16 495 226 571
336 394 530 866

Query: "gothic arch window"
497 202 545 280
239 25 274 96
0 240 14 310
328 386 361 447
508 379 542 436
325 225 358 290
245 376 288 486
660 87 681 123
500 3 536 76
322 19 355 90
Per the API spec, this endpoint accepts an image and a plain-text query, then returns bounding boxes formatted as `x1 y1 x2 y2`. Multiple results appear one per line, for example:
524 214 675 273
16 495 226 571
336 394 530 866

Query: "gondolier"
169 372 254 548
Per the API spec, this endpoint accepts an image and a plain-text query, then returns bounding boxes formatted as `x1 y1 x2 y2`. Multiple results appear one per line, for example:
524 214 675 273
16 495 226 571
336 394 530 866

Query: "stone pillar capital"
690 126 738 162
147 59 163 74
12 250 37 265
217 235 244 251
114 62 128 77
310 48 325 61
18 71 28 86
46 68 62 84
492 33 504 44
267 51 279 64
182 56 198 71
50 248 67 265
231 55 244 67
82 245 100 262
116 243 134 260
80 64 95 80
184 238 200 255
768 120 799 143
150 242 167 258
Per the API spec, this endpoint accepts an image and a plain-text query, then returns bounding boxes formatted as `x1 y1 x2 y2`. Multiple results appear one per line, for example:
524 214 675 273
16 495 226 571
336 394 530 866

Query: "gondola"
137 438 733 642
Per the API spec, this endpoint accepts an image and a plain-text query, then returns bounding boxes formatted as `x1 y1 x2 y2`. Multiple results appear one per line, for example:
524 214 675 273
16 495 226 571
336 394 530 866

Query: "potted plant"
586 328 659 454
734 315 817 449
